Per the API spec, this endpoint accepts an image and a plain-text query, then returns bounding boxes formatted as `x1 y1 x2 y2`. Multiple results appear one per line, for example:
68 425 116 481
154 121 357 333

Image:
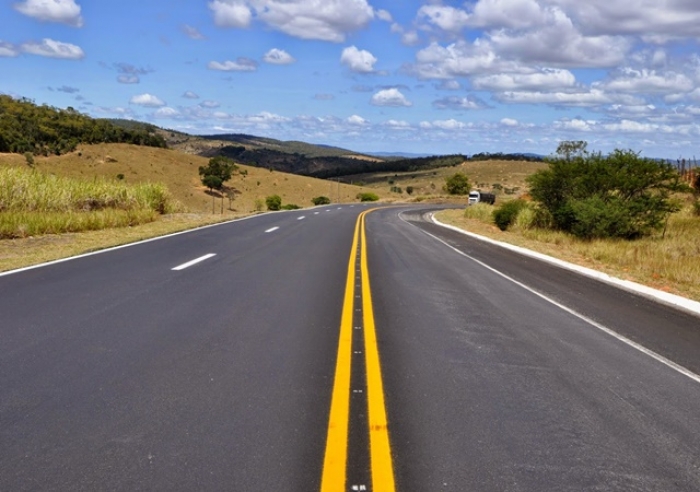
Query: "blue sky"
3 0 700 157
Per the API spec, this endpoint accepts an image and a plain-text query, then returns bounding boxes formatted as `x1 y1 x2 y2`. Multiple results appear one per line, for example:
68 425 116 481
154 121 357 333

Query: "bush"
265 194 282 211
493 199 527 231
311 196 331 205
281 203 300 210
527 143 683 239
464 203 494 222
406 186 414 195
356 192 379 202
443 172 470 195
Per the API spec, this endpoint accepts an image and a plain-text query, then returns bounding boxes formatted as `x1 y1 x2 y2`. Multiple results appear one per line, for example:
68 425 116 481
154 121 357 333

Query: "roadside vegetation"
439 141 700 301
0 167 176 238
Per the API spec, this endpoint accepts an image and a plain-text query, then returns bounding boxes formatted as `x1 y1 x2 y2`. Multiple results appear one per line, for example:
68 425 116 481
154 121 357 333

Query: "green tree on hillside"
443 172 470 195
528 142 683 239
198 156 238 190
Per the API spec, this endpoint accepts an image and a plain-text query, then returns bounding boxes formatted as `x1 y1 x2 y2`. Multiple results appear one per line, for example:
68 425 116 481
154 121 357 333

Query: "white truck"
468 190 496 205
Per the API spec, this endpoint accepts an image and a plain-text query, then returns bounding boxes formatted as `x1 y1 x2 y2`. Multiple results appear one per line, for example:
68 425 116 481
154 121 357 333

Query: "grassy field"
436 199 700 302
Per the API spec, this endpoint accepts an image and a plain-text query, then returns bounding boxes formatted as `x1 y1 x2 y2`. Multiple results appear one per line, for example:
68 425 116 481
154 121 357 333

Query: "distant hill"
199 133 368 159
0 96 166 156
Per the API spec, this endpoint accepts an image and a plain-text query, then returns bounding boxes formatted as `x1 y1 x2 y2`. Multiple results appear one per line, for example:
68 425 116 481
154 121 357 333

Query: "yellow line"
320 214 361 492
360 212 396 492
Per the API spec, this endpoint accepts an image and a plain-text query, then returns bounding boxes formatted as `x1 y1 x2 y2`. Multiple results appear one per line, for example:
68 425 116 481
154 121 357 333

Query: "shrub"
281 204 300 210
493 199 527 231
356 192 379 202
443 172 470 195
265 194 282 211
254 198 264 211
528 143 683 239
406 186 414 195
390 186 403 194
312 196 331 205
464 203 494 223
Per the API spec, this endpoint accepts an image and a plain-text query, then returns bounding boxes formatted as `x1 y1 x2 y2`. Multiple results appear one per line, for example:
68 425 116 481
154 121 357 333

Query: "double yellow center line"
321 210 396 492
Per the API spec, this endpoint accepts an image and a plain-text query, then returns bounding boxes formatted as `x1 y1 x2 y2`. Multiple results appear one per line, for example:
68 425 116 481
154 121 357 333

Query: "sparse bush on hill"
281 204 300 210
266 194 282 210
312 196 331 205
528 142 684 239
356 192 379 202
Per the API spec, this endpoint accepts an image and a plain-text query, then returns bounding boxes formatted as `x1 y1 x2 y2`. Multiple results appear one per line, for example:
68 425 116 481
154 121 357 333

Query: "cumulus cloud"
14 0 83 27
130 93 166 108
495 88 643 107
371 88 412 107
208 0 374 42
347 114 368 125
21 39 84 59
417 5 471 33
183 91 200 99
154 107 180 118
209 0 252 28
340 46 377 74
200 100 221 108
421 119 468 130
263 48 295 65
600 67 694 94
208 57 258 71
500 118 519 127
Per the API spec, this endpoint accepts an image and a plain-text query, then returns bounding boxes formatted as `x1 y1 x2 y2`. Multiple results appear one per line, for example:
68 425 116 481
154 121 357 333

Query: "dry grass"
436 201 700 302
0 143 393 271
355 159 546 202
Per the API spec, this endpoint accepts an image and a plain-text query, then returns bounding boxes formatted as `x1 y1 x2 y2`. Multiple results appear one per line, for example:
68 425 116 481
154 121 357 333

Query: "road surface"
1 204 699 491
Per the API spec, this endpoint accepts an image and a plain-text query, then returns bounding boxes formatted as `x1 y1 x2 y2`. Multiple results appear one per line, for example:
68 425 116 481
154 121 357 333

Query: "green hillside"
0 95 166 156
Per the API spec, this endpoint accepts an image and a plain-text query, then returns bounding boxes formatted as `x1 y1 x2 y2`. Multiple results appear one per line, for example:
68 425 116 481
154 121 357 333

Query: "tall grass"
0 167 175 238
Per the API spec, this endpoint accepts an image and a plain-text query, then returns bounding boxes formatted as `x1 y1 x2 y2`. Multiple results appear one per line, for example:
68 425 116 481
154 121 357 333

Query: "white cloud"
500 118 519 127
473 69 576 91
420 119 468 130
209 0 252 28
417 5 471 33
376 9 392 22
14 0 83 27
371 88 412 107
411 40 518 79
401 30 420 46
263 48 295 65
601 68 694 94
209 0 374 42
0 42 19 57
208 58 258 71
347 115 368 125
130 93 166 108
182 91 200 99
555 118 596 131
384 119 412 129
340 46 377 74
200 100 221 108
495 88 643 107
154 107 179 118
21 39 84 59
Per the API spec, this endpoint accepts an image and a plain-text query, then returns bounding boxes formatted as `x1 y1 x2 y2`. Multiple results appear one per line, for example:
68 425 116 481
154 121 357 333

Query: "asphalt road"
1 204 699 491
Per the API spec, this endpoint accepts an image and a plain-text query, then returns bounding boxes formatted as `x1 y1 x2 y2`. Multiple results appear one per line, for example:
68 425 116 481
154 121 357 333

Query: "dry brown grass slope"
0 143 392 271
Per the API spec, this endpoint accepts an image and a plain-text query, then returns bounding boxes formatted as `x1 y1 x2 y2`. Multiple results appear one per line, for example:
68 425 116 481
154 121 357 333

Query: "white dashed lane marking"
172 253 217 271
265 227 280 233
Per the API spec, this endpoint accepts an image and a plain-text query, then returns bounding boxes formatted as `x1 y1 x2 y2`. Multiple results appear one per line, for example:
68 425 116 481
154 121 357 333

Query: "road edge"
431 214 700 318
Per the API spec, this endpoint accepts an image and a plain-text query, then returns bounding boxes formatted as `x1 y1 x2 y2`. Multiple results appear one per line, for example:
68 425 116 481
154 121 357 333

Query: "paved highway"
1 204 699 491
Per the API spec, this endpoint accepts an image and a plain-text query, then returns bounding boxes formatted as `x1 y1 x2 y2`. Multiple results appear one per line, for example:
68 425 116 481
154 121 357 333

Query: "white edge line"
172 253 216 271
0 213 263 278
430 214 700 319
265 226 280 233
418 226 700 385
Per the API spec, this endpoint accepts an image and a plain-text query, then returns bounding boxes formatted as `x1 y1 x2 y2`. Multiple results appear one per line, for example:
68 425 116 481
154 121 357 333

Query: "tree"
528 144 683 239
443 172 470 195
555 140 588 161
202 174 223 192
198 156 237 187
